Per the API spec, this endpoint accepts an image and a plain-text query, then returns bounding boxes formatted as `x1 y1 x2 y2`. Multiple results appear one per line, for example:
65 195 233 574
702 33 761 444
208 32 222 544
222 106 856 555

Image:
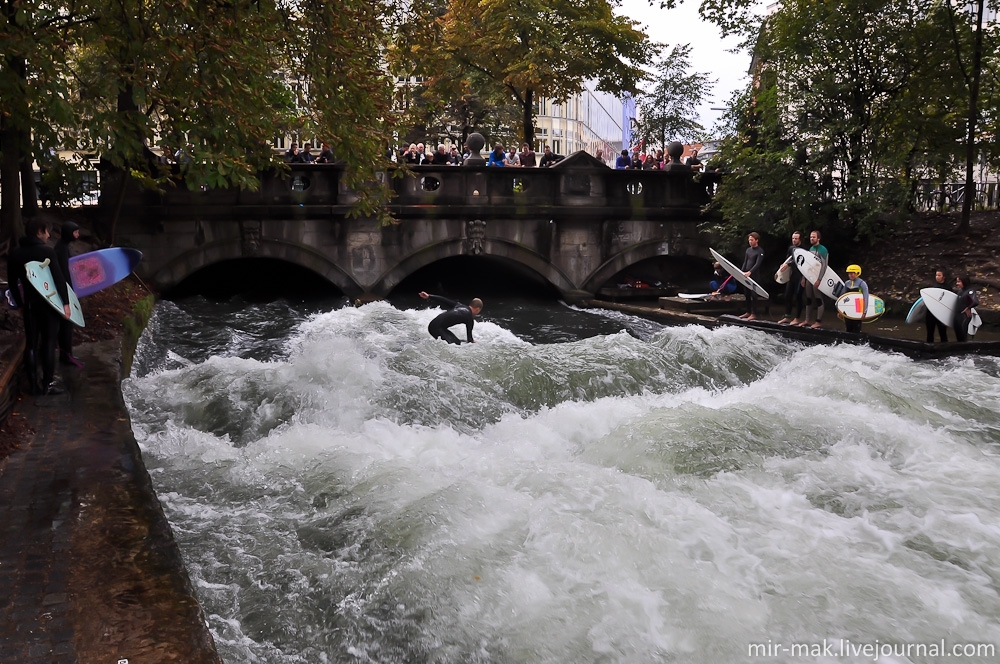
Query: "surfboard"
678 293 714 300
919 288 959 329
68 247 143 297
792 248 844 299
905 297 926 324
24 259 85 327
835 292 885 321
774 256 793 284
709 248 769 299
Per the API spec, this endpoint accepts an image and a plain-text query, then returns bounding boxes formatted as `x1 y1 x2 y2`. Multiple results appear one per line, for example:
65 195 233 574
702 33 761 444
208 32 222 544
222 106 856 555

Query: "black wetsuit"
54 223 78 361
425 294 475 344
953 286 979 342
7 235 70 392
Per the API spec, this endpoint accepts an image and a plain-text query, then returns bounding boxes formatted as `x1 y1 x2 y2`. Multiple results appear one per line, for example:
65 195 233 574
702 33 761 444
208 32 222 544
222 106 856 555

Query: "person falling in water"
419 291 483 344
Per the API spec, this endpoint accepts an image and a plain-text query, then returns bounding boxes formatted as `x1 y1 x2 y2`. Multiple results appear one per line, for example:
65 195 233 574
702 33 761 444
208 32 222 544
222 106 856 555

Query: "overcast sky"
617 0 752 135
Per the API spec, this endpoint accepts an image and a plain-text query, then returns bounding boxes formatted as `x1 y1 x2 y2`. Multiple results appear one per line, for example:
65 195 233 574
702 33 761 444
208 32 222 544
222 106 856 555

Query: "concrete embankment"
0 329 221 661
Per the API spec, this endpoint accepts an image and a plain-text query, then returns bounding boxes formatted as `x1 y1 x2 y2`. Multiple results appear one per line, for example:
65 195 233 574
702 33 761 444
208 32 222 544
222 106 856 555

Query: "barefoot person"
801 229 828 329
737 232 764 320
777 231 804 325
419 292 483 344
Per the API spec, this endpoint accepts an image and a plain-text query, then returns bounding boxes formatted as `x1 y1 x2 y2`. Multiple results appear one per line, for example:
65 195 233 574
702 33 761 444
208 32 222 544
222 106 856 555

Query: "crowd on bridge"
280 138 717 173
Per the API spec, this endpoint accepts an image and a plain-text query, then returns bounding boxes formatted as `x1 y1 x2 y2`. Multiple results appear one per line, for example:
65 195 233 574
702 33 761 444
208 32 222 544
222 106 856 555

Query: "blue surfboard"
25 259 85 327
68 247 142 297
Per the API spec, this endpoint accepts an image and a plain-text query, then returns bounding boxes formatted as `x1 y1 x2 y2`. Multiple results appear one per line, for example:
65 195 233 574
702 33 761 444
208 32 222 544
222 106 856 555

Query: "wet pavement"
0 340 221 663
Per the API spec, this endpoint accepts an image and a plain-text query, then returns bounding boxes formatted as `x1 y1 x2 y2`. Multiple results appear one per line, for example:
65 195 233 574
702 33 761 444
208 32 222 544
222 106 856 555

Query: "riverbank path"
0 339 221 663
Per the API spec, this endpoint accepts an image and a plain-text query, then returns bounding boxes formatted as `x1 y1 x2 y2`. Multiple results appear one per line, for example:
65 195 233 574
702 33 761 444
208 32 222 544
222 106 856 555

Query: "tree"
632 44 713 149
400 0 654 146
0 0 402 245
940 0 1000 231
1 0 95 242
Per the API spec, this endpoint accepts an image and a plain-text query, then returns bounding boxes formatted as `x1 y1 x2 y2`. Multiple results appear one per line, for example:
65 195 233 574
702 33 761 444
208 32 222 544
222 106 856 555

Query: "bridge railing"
110 156 716 218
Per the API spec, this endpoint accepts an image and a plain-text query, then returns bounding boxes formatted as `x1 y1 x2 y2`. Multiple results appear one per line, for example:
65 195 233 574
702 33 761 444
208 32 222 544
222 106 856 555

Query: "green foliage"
1 0 402 241
395 0 654 145
632 44 713 149
705 0 999 244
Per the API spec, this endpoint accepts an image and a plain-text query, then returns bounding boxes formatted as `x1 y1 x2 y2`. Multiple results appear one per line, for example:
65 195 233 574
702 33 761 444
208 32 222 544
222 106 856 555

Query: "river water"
123 296 1000 663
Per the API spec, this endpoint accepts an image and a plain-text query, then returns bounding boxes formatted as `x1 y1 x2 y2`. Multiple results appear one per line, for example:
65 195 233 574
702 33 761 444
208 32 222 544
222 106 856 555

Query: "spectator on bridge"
519 143 537 167
628 145 643 169
300 143 315 163
615 149 630 169
419 291 483 345
430 144 451 165
417 143 430 164
488 142 506 167
685 148 703 171
505 148 521 167
539 145 563 167
288 143 309 163
403 143 423 166
448 145 462 165
317 142 334 164
595 149 605 164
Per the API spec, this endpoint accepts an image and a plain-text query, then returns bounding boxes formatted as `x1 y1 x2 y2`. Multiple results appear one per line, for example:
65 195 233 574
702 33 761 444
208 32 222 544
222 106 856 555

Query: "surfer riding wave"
419 292 483 344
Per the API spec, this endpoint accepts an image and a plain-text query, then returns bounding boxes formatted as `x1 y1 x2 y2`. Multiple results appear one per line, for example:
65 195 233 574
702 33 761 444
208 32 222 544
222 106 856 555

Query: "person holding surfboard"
777 230 804 325
953 275 980 342
6 219 71 395
419 291 483 344
925 269 949 343
737 232 764 320
841 264 869 333
55 221 83 368
801 229 828 329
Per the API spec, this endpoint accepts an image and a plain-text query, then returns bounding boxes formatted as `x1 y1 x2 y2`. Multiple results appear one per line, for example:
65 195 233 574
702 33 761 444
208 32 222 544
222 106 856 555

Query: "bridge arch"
581 239 688 294
369 238 579 298
150 238 363 296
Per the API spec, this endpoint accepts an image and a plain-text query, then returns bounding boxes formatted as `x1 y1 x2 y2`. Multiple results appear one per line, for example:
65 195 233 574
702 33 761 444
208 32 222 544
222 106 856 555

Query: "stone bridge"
104 151 716 302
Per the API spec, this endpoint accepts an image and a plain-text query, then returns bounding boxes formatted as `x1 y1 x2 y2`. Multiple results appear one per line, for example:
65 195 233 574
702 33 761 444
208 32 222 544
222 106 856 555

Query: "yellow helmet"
846 264 862 276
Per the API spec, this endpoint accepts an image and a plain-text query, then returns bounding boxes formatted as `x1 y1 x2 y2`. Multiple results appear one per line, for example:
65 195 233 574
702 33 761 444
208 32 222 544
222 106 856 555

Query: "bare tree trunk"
959 0 984 233
20 158 38 217
0 117 24 245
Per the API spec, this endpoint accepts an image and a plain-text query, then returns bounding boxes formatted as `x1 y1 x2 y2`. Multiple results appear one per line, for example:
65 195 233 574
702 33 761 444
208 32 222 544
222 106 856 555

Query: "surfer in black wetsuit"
419 292 483 344
737 232 764 320
7 219 71 394
953 275 979 342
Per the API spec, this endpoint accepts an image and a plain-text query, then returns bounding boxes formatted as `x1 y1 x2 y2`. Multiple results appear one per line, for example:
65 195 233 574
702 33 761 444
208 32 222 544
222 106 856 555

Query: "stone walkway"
0 340 221 663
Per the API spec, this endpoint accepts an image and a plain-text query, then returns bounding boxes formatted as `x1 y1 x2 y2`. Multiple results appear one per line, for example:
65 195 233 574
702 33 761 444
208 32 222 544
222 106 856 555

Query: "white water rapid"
124 298 1000 663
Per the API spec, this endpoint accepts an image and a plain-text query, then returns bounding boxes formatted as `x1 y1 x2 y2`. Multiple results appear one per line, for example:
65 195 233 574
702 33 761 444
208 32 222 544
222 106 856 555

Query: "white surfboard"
919 288 959 329
792 248 844 299
25 259 85 327
905 298 926 324
709 248 769 299
774 256 793 284
678 293 714 300
835 292 885 321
